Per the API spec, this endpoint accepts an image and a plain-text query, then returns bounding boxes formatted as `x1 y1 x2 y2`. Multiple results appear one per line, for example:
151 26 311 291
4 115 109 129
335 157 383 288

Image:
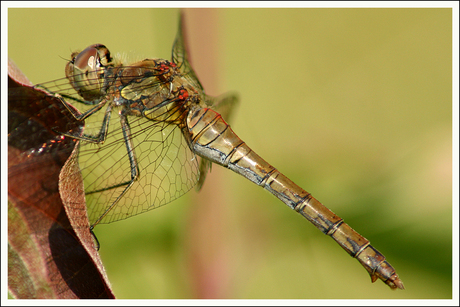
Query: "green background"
8 8 452 299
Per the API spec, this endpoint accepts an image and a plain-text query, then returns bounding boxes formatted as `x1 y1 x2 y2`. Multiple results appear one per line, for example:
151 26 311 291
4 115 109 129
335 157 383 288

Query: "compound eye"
66 44 112 100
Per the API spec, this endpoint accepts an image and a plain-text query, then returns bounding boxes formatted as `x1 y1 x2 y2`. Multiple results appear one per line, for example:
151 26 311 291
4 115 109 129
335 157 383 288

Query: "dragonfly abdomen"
186 107 404 290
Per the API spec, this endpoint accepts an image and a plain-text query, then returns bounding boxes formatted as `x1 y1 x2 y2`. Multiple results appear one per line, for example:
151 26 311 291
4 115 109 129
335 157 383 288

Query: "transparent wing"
171 13 204 95
204 92 239 122
77 108 199 225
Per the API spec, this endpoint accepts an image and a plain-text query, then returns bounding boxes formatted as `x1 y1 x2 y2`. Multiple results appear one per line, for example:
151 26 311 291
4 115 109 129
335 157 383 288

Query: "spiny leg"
49 92 114 144
90 110 139 228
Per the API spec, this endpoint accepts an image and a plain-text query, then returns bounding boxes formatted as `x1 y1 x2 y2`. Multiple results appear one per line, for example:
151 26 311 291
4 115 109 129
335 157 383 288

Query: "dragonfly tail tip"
394 279 405 290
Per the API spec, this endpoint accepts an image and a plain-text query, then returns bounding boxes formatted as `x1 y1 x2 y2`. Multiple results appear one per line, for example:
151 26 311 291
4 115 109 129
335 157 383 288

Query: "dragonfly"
9 15 404 290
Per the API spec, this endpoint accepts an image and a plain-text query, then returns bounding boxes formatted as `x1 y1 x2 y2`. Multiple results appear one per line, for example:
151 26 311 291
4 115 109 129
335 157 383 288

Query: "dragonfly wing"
194 158 212 191
77 111 200 225
204 92 239 123
171 13 204 94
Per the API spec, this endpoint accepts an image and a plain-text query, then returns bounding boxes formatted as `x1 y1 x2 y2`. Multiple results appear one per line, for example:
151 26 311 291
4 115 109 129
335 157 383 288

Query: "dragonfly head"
65 44 113 101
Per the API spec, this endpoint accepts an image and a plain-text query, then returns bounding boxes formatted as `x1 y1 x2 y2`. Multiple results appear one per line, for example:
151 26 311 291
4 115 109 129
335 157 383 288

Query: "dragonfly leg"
89 111 139 228
64 102 113 144
45 90 113 143
55 92 108 121
119 110 140 180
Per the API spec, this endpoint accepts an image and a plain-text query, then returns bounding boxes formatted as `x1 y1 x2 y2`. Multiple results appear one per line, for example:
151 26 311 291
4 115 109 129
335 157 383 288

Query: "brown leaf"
8 59 115 299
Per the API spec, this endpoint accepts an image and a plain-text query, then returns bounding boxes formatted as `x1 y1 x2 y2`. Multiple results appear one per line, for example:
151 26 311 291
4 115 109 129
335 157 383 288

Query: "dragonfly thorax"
82 56 199 127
